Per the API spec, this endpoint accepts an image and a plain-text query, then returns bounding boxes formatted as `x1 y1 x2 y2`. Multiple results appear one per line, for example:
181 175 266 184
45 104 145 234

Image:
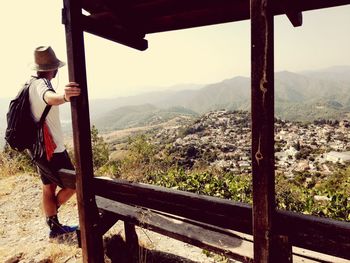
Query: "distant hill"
302 65 350 83
274 69 350 121
93 104 198 131
83 66 350 127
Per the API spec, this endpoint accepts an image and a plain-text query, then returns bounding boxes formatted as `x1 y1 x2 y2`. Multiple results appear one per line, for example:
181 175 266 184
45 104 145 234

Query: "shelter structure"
61 0 350 262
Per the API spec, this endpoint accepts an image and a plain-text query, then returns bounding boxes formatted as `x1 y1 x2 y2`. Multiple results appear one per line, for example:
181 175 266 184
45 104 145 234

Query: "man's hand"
64 82 80 102
44 82 81 106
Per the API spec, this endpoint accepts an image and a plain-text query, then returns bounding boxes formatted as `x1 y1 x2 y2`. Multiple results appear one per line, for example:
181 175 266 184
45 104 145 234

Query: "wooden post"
62 0 104 262
272 235 292 262
125 222 140 263
250 0 276 262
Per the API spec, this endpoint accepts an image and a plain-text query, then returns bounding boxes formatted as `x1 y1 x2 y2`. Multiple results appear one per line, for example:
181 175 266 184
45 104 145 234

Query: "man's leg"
43 184 75 213
43 183 63 235
43 184 78 238
56 188 76 207
43 183 58 216
37 152 78 238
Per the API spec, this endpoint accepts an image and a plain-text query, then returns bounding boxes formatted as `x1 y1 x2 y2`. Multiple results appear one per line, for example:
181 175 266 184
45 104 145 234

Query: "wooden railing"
58 170 350 261
93 177 350 260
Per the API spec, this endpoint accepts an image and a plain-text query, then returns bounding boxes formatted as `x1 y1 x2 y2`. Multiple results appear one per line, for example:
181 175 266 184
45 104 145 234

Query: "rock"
4 253 23 263
313 195 331 202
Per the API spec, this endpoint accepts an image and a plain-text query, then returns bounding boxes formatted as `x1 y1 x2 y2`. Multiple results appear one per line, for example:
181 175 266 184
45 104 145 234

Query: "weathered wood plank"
89 0 350 34
272 235 292 262
96 196 350 262
281 0 303 27
98 209 119 235
124 222 140 263
276 210 350 260
62 1 104 262
58 168 76 189
96 196 254 262
143 1 249 33
286 11 303 27
81 15 148 51
283 0 350 13
250 0 277 262
93 177 253 234
129 0 350 13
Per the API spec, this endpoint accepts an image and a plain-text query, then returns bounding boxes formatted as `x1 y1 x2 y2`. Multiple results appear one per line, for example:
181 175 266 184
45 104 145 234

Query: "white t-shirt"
28 77 65 153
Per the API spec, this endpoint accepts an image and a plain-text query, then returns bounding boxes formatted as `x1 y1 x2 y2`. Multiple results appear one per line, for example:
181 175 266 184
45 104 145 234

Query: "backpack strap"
29 76 53 125
38 105 52 125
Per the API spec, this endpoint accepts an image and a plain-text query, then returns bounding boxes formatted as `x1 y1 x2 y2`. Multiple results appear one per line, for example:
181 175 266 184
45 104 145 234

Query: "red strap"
43 122 57 161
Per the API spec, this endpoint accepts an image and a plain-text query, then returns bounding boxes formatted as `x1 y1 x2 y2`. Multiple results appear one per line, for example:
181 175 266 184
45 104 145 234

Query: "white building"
326 151 350 163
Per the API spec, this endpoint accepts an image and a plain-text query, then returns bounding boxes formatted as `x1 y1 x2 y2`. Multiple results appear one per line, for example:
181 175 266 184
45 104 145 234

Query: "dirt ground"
0 174 227 263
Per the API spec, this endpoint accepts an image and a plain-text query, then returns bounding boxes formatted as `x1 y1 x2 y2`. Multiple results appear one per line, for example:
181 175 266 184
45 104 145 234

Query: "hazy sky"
1 1 349 99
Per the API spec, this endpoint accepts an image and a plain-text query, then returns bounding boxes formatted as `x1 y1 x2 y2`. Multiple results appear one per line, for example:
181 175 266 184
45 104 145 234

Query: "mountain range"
86 65 350 130
1 66 350 144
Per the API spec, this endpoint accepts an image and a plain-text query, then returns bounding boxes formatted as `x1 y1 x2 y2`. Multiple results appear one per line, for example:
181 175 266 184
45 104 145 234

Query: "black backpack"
5 78 51 154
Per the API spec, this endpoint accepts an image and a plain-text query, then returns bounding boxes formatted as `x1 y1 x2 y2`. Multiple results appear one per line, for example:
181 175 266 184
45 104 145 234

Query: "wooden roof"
79 0 350 50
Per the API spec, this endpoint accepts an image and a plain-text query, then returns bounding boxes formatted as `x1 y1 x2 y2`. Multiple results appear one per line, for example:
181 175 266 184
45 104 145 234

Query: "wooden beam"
144 1 249 33
289 0 350 13
286 11 302 27
93 177 253 234
58 168 76 189
132 0 239 18
279 0 303 27
124 222 140 262
272 235 292 262
62 1 104 262
250 0 276 261
97 197 254 262
98 209 119 235
81 15 148 51
135 0 348 34
276 209 350 260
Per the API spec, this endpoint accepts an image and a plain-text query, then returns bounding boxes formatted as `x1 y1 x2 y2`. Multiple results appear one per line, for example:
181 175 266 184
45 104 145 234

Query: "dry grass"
44 241 82 262
1 242 82 263
0 173 82 263
0 177 14 197
0 153 21 177
0 151 35 178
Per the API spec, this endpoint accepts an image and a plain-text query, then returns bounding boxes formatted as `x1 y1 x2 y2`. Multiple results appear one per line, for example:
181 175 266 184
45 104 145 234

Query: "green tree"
127 134 156 164
91 125 110 171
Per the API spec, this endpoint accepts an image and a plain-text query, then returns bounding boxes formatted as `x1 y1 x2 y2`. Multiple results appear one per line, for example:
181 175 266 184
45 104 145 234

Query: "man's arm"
44 82 80 106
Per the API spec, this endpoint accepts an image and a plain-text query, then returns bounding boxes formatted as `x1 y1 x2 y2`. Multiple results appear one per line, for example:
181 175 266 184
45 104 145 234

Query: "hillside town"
153 110 350 178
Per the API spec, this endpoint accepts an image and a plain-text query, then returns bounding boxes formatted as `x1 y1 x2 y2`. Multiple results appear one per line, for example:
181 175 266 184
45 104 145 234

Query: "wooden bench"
58 170 350 262
97 196 254 262
96 196 350 263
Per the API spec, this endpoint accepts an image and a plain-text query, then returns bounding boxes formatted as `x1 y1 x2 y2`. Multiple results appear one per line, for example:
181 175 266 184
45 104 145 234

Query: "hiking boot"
49 225 78 239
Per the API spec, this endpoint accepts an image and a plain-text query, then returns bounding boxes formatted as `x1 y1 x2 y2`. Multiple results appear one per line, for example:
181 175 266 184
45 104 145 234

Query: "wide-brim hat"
32 46 65 72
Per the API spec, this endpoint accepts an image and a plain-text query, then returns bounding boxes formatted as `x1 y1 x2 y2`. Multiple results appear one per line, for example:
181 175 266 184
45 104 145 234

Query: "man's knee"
65 188 76 195
43 183 57 195
59 187 76 198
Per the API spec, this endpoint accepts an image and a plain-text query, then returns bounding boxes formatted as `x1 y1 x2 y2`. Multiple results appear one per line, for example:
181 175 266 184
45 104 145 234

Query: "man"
28 46 80 239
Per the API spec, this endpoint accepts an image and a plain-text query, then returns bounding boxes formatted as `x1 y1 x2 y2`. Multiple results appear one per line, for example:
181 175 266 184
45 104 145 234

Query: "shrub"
91 125 110 171
275 169 350 221
146 169 252 203
0 144 36 177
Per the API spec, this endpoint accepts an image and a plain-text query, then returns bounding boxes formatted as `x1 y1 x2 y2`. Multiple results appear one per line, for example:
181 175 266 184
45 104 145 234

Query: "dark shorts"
35 150 74 187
